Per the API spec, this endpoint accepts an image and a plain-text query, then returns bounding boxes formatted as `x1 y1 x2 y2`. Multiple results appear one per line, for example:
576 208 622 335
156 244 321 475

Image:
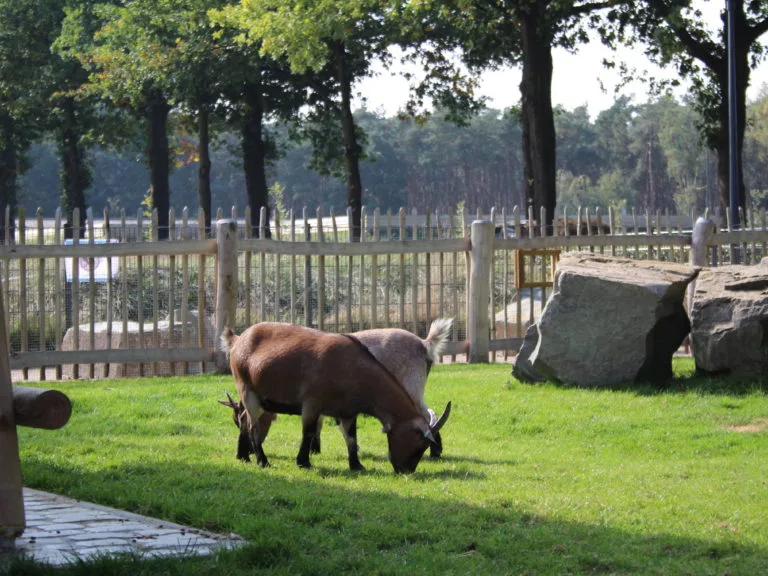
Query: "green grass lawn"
9 359 768 575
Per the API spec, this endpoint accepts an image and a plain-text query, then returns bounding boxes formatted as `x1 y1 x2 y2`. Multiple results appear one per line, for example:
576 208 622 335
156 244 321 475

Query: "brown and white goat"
220 322 451 473
220 318 454 462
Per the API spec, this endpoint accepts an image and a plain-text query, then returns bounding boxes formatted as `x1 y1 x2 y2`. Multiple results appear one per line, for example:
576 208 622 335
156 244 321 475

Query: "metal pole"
726 0 739 215
726 0 741 248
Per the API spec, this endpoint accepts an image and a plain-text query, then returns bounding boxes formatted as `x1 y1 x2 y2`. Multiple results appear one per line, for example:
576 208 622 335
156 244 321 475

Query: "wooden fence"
1 203 766 381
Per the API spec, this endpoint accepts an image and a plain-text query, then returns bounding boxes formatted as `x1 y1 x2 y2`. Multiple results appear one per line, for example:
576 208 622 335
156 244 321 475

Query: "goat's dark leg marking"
243 417 269 467
296 417 319 469
310 416 323 454
429 430 443 459
236 429 252 462
241 390 270 467
339 418 365 471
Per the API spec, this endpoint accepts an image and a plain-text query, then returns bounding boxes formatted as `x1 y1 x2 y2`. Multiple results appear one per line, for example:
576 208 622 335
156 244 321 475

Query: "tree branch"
569 1 619 18
746 15 768 44
645 0 723 72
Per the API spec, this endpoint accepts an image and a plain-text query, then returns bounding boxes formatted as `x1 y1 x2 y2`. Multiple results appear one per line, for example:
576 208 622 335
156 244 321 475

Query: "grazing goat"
220 318 454 462
220 322 451 473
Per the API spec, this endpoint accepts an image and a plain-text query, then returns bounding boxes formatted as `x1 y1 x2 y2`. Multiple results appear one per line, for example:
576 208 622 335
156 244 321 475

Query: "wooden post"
688 216 716 316
691 216 716 268
0 273 24 542
468 220 493 363
215 219 238 371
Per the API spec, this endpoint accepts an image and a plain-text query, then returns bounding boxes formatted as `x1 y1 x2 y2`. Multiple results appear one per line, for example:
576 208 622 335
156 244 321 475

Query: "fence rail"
1 203 766 381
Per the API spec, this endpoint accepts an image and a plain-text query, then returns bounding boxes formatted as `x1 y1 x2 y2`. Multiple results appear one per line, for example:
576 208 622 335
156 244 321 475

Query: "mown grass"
8 359 768 575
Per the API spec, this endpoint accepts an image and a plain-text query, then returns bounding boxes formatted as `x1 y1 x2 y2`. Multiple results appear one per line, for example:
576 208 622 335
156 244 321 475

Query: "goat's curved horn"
430 401 451 434
218 391 237 408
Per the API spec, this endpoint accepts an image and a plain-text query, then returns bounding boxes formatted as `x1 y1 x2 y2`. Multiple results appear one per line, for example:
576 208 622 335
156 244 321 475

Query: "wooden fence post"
0 274 24 543
691 216 716 268
688 215 716 317
215 219 238 372
468 220 493 363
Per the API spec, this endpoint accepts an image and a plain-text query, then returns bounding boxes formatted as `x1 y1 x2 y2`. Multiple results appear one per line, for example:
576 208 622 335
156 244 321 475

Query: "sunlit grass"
11 359 768 574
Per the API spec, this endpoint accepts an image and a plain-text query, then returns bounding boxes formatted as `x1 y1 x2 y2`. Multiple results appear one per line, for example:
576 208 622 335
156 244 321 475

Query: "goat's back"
229 323 422 420
354 328 428 402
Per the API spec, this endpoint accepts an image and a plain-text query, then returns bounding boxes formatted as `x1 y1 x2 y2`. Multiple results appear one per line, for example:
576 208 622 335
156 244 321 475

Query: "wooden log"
12 386 72 430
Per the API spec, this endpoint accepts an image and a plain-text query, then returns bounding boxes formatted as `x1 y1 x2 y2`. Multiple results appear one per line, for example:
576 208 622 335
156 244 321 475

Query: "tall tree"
415 0 618 232
613 0 768 218
214 0 399 240
0 0 62 240
58 0 182 238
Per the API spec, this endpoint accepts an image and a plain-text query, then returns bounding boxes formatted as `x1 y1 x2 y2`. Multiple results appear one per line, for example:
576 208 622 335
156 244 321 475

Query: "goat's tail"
219 327 238 361
424 318 454 363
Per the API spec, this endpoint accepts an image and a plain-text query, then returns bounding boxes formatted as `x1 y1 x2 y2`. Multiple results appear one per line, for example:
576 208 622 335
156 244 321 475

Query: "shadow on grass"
12 456 768 576
509 363 768 397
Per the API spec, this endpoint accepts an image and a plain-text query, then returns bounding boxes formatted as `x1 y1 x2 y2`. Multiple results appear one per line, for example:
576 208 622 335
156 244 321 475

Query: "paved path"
3 488 244 566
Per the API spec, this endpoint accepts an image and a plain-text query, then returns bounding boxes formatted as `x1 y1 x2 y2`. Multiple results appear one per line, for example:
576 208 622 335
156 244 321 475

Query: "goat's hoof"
257 460 270 468
349 463 366 472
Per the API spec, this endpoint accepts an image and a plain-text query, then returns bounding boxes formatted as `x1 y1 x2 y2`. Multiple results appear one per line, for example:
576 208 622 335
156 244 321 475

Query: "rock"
511 324 546 382
512 255 698 386
61 311 215 378
690 266 768 377
494 287 545 340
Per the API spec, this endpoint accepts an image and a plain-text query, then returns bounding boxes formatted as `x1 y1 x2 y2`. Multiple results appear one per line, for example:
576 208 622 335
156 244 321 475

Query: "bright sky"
356 1 768 118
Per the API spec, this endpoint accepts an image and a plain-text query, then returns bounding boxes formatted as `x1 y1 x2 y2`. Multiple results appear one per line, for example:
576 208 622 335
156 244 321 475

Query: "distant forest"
18 88 768 218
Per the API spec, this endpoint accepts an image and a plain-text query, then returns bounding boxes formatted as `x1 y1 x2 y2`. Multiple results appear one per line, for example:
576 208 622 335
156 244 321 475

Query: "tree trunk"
198 108 212 234
519 6 557 234
242 81 270 238
332 40 364 242
59 97 88 240
0 116 17 245
147 91 171 240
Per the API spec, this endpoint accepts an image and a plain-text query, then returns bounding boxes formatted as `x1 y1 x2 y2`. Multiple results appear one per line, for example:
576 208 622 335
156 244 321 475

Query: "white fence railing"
0 204 766 380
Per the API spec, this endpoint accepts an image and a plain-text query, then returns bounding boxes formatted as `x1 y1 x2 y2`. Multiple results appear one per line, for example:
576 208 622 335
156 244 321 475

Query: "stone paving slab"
1 488 245 567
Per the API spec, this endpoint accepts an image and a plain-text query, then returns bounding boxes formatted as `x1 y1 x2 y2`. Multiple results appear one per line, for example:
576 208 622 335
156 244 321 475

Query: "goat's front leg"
297 409 320 469
310 416 324 454
339 418 365 471
241 390 270 467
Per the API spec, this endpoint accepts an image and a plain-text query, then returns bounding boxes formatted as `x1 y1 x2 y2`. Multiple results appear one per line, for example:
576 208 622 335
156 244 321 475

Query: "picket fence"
0 203 766 381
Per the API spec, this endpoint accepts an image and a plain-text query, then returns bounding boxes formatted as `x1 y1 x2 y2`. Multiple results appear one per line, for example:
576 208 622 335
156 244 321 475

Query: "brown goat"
221 322 450 473
221 318 454 462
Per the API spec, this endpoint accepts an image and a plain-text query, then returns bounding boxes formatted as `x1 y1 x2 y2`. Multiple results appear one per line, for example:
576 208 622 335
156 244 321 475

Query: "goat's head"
385 401 451 473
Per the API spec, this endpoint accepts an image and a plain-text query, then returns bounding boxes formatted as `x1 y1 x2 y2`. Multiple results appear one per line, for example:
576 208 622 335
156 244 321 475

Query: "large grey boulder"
512 255 699 386
690 266 768 377
61 311 215 378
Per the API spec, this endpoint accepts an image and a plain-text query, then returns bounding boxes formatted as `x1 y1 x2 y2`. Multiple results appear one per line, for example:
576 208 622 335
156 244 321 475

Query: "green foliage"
14 361 768 574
